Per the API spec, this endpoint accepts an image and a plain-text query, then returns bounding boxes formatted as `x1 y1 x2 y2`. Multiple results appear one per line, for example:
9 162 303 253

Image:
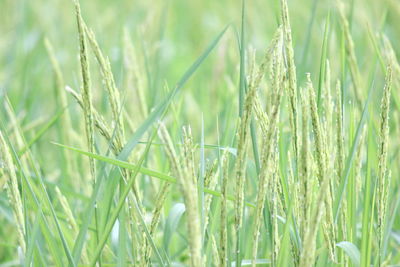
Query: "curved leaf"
163 203 186 252
336 241 360 267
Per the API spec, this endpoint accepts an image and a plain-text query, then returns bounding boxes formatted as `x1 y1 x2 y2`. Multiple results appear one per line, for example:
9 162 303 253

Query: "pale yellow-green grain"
251 38 284 266
299 88 311 240
280 0 299 160
377 64 392 263
0 131 26 253
74 0 96 182
85 26 125 143
337 0 362 106
178 126 203 267
220 153 229 267
307 73 336 262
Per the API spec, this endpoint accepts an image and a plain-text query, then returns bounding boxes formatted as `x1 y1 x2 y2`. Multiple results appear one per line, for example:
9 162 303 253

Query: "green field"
0 0 399 266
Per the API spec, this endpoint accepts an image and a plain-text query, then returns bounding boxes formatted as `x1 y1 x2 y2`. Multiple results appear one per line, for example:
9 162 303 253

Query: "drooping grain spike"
280 0 299 162
0 131 26 253
354 126 366 208
65 86 121 153
270 149 280 267
377 64 392 265
300 74 336 265
220 153 229 267
74 0 96 182
299 88 310 240
337 0 362 107
251 36 284 266
178 126 203 267
234 46 258 263
203 158 221 232
85 27 125 142
143 122 179 263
